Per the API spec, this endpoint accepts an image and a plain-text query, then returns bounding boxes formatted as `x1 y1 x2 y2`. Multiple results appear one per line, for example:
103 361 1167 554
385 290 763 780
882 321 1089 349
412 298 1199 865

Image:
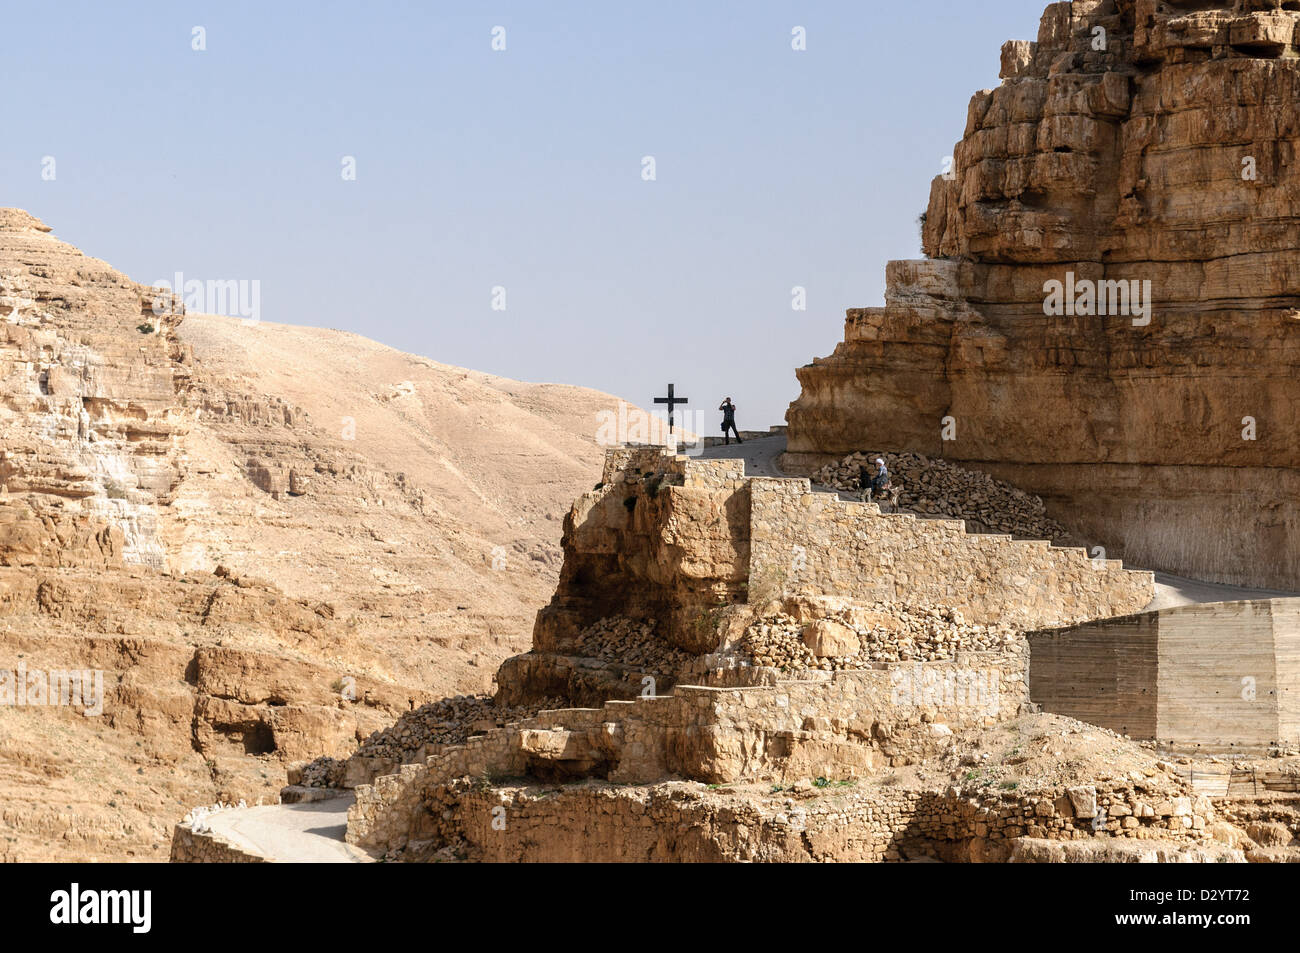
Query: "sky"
4 0 1047 431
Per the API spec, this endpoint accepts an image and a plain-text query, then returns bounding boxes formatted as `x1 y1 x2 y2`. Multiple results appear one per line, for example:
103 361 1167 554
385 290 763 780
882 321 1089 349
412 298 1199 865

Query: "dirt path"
203 796 374 863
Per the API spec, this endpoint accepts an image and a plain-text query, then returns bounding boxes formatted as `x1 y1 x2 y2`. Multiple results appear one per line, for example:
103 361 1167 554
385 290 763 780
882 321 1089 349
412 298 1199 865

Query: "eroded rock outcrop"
0 209 188 570
783 0 1300 591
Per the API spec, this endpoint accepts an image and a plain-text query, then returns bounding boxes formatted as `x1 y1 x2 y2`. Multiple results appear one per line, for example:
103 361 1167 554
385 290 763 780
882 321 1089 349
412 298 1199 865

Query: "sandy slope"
172 313 652 699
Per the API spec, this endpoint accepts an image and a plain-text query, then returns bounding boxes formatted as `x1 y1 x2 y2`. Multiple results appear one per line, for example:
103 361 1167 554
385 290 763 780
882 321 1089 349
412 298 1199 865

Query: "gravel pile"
297 694 569 786
353 694 568 763
812 451 1066 540
740 602 1022 671
574 616 692 674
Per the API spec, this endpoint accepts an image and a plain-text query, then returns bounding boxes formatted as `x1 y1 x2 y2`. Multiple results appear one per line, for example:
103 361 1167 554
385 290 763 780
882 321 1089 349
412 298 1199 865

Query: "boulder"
802 619 860 657
1066 784 1098 819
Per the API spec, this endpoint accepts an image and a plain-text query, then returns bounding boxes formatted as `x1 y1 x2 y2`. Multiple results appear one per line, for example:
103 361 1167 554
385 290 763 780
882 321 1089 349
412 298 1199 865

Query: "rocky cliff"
0 208 187 570
783 0 1300 591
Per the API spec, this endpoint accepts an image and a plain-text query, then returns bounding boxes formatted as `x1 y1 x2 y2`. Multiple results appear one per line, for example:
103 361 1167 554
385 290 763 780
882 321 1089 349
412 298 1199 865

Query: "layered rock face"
0 209 188 570
783 0 1300 590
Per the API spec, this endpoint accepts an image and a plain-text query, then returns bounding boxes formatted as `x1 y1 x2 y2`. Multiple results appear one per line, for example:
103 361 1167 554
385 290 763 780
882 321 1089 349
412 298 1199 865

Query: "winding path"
203 796 373 863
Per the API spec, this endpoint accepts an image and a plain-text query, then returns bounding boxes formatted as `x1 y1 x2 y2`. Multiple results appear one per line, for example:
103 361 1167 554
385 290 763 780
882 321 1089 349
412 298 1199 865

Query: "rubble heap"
812 451 1067 541
739 602 1022 671
573 616 693 676
301 694 568 781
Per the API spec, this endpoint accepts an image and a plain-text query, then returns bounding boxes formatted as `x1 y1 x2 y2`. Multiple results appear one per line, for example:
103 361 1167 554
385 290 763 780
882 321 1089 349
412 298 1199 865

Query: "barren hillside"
0 208 652 860
171 312 646 696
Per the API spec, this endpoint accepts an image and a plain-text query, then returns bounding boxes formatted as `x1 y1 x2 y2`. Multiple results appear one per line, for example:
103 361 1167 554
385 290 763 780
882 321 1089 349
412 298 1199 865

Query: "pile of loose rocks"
574 616 692 675
739 602 1022 671
345 694 566 767
812 451 1066 541
740 612 819 670
296 757 345 788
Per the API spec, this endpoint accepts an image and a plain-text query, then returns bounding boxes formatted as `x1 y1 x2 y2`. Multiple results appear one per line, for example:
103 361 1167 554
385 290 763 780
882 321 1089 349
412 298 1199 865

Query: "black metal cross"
653 383 688 434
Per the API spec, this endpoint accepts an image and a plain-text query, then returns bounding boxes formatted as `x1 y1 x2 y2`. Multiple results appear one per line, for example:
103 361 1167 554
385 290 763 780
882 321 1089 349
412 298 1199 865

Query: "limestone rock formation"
783 0 1300 591
176 1 1300 864
0 208 187 570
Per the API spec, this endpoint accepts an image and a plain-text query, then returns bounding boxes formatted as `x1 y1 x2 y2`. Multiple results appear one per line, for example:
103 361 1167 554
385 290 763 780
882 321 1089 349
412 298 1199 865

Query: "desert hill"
0 208 656 860
172 312 648 696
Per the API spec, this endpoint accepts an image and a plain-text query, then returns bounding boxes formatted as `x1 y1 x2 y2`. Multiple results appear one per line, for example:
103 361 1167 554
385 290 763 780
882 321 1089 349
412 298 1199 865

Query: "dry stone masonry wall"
345 657 1031 855
530 447 1150 666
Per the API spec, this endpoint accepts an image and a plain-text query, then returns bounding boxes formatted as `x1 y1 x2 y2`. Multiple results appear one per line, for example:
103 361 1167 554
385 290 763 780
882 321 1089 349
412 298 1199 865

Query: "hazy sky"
6 0 1045 430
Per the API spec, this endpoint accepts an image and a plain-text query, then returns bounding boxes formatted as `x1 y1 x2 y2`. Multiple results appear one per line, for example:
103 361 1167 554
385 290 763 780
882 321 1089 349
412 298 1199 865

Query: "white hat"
876 458 885 465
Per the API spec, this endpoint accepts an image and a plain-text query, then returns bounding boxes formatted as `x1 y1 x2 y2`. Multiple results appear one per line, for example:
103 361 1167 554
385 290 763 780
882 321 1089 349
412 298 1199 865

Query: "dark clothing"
860 464 889 495
720 402 741 444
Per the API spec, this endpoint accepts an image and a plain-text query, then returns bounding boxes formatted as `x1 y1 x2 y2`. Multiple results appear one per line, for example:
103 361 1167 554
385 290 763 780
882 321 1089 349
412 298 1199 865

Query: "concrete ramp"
174 796 375 863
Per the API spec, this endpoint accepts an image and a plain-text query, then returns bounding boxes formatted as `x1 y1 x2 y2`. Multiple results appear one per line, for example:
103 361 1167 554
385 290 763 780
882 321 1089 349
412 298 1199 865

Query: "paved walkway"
204 795 374 863
1144 572 1297 611
699 434 789 477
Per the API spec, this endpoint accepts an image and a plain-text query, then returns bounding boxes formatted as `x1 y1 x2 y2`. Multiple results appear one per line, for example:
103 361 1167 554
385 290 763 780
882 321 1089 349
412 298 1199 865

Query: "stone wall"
506 445 1150 710
348 653 1029 853
379 776 1217 863
168 824 268 863
747 475 1150 630
1029 598 1300 749
527 448 1150 666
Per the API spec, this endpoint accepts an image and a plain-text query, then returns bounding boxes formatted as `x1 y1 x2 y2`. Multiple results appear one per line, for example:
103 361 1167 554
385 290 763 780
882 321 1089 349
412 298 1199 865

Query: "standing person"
719 398 742 445
856 462 873 501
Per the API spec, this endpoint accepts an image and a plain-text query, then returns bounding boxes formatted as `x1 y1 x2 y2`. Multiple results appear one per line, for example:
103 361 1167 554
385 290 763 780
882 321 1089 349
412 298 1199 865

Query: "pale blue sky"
5 0 1046 429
